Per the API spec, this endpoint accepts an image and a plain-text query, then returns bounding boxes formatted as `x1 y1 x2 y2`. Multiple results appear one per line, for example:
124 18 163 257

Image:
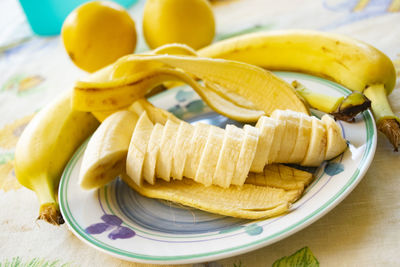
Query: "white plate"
59 72 376 265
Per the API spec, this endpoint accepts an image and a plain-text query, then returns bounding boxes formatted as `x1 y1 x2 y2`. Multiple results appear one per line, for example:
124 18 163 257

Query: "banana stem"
33 178 64 225
364 84 400 151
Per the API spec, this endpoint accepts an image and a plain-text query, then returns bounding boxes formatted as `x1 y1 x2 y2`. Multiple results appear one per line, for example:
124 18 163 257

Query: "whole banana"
198 30 399 149
15 91 99 224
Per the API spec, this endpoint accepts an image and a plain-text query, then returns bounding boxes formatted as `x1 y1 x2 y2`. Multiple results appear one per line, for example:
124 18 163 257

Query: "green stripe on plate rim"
59 72 376 262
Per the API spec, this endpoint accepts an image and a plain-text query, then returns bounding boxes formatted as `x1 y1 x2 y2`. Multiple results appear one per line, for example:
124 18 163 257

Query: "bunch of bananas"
14 30 397 224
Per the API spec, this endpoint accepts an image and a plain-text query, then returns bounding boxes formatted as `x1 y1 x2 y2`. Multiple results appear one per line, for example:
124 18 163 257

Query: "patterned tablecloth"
1 0 400 266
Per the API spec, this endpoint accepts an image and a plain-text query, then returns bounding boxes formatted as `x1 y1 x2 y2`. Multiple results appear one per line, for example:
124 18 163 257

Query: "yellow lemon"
62 1 137 73
143 0 215 50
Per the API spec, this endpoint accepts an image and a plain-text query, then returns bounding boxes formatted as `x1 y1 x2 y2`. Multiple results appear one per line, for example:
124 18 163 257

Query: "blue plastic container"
19 0 137 36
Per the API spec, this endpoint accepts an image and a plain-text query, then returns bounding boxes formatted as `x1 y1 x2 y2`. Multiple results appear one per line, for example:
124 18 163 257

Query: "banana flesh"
79 110 138 190
126 112 154 186
123 109 346 189
80 107 344 219
213 124 243 188
251 116 276 172
157 120 179 181
15 91 99 224
171 121 194 180
143 123 164 185
79 99 181 188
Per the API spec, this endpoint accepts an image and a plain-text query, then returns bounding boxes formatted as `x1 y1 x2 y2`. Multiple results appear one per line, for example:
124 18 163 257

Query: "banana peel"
73 52 308 123
115 54 309 115
15 91 99 224
121 174 300 220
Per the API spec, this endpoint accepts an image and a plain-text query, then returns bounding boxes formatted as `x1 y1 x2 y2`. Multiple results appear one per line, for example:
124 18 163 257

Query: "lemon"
143 0 215 50
62 1 137 73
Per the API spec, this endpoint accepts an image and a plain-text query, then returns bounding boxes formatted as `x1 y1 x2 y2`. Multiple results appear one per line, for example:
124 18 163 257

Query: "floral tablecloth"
1 0 400 266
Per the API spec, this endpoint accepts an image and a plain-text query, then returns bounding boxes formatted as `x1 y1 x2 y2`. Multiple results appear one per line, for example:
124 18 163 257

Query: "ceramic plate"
59 72 376 264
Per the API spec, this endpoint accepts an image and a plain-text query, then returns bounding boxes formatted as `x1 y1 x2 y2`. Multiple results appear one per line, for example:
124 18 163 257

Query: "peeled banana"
78 106 342 219
79 99 181 189
15 91 99 224
79 110 138 190
198 30 398 149
124 109 346 188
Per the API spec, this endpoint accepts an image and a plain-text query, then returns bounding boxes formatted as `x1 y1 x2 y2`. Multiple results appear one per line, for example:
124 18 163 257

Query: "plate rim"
59 72 377 264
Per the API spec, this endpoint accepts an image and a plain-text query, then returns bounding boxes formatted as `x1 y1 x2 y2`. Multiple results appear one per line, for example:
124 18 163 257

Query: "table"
1 0 400 266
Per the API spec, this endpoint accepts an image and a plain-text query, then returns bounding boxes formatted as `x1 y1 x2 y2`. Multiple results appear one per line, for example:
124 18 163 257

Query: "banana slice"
321 115 347 160
301 117 327 166
246 164 313 191
183 123 211 180
271 110 299 163
213 124 244 188
156 120 179 181
195 126 225 186
171 121 194 180
122 174 299 219
267 119 286 164
79 110 138 190
126 112 154 186
289 114 312 163
250 116 276 173
231 125 259 186
142 123 164 185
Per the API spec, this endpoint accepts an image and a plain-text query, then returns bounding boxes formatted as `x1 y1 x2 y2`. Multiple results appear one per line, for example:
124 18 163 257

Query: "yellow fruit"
15 92 99 224
62 1 137 72
198 30 399 149
143 0 215 49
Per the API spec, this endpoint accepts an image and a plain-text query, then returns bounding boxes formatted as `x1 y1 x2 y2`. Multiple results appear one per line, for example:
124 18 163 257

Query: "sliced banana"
289 114 312 163
183 123 211 180
321 115 347 160
79 110 138 190
126 112 154 186
250 116 276 173
271 110 299 163
267 118 285 164
156 120 179 181
231 125 259 186
142 123 164 185
195 125 225 186
213 124 244 188
301 116 327 166
171 121 194 180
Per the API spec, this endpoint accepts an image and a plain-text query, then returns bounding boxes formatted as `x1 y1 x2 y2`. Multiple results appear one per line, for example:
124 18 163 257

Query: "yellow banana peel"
15 91 99 224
